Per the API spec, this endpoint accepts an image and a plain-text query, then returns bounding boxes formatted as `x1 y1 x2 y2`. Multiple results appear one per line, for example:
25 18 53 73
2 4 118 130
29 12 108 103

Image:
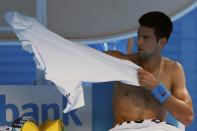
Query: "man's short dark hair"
138 11 173 41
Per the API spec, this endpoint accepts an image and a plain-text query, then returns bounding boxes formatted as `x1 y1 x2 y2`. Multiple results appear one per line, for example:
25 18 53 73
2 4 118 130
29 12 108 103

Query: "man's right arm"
104 50 128 60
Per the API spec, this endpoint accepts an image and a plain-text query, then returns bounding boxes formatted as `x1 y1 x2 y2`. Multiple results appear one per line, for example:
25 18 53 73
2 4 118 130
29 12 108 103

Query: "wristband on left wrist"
151 82 171 103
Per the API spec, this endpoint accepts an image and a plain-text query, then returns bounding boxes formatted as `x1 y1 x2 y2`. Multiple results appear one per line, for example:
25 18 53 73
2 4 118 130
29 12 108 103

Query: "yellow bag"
21 121 40 131
40 119 63 131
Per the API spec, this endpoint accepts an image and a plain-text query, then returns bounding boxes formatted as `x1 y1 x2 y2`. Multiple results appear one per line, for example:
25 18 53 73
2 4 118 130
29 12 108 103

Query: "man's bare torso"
113 55 174 124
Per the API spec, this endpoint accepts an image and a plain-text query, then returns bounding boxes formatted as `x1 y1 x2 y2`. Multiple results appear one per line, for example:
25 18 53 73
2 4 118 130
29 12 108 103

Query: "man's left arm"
162 62 193 126
138 62 194 126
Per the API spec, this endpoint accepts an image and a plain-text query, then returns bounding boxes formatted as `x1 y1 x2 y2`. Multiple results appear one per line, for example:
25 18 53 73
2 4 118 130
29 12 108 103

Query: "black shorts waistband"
118 119 162 125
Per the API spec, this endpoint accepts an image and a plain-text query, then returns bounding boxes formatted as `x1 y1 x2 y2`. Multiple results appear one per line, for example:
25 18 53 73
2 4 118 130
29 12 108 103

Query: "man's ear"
159 38 167 48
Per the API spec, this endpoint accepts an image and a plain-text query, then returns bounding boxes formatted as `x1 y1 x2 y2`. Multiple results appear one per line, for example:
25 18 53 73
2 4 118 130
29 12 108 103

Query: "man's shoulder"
105 50 137 61
128 53 138 63
105 50 125 57
163 57 183 72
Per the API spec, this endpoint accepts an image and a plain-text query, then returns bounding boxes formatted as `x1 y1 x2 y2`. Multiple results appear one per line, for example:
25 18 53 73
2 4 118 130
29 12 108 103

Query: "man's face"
137 26 160 59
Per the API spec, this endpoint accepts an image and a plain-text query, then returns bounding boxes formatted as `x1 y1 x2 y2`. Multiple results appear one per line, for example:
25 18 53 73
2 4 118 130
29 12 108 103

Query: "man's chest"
157 68 173 90
113 69 173 106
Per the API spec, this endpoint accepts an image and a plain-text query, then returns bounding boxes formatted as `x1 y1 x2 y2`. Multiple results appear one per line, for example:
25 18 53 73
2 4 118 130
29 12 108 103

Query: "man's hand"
137 68 159 91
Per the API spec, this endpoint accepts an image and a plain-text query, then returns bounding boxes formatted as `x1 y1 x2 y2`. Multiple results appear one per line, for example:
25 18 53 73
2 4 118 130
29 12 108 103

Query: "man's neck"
138 54 162 73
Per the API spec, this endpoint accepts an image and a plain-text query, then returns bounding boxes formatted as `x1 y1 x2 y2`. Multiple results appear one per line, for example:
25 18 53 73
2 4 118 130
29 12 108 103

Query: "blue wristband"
151 83 171 103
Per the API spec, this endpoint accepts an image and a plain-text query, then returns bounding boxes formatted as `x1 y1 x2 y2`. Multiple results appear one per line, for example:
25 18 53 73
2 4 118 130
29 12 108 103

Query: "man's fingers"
137 69 146 78
137 68 144 73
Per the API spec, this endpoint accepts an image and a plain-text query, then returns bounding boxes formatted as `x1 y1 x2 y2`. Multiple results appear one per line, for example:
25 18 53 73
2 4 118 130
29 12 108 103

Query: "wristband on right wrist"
151 82 171 103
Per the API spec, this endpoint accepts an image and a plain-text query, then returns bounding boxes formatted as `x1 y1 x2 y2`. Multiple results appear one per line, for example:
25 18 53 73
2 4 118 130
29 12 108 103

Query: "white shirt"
5 11 140 113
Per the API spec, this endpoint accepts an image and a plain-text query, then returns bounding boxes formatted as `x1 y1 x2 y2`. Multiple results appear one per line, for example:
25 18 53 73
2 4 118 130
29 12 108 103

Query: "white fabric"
109 120 182 131
0 126 12 131
5 11 141 113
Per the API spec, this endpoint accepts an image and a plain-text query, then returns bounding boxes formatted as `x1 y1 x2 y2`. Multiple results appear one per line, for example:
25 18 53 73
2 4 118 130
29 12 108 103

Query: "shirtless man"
107 11 193 131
